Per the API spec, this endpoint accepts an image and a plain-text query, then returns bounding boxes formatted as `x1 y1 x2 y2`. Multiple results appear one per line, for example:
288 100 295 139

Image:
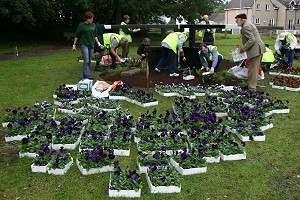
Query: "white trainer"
169 73 179 77
155 68 160 72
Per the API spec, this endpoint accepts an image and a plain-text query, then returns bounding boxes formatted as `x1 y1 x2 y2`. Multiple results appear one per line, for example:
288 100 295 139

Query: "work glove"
97 42 104 49
207 29 211 32
182 57 187 62
141 54 146 57
180 51 185 57
210 67 215 74
206 67 210 72
72 45 76 51
133 28 141 33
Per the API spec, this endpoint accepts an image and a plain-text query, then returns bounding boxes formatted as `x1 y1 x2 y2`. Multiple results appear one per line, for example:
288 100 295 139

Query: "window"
266 4 270 10
288 19 295 29
269 19 275 26
298 19 300 25
255 18 260 24
256 4 261 10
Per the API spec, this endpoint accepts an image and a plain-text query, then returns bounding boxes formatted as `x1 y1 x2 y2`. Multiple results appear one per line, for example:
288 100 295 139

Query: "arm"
109 47 121 61
290 35 297 50
122 26 133 34
178 36 186 52
241 25 255 52
211 48 219 68
137 44 143 56
274 38 281 51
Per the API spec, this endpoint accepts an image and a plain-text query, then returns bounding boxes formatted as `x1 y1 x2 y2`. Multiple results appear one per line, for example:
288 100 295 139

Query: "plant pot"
271 109 290 114
145 172 181 193
113 149 130 156
204 156 220 163
155 90 178 97
31 163 49 173
5 134 28 142
19 152 38 158
272 85 285 90
76 159 113 175
235 133 250 142
170 158 207 175
252 135 266 141
219 152 246 161
194 92 206 97
109 95 127 100
108 179 141 198
260 123 273 132
285 86 300 92
48 157 73 175
134 101 159 107
183 75 195 80
51 137 81 150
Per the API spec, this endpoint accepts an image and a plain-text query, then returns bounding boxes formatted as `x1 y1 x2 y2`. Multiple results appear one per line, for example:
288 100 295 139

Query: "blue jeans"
279 47 294 67
156 47 177 74
80 44 94 78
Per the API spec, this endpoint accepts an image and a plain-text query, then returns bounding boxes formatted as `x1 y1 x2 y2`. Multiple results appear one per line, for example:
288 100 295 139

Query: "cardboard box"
77 79 93 91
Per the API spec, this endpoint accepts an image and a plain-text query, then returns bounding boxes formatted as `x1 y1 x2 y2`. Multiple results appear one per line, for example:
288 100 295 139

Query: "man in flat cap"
235 13 265 91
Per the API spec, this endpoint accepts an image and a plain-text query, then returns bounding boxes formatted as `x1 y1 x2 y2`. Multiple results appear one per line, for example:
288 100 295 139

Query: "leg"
95 50 104 71
80 44 91 78
156 47 168 70
109 49 117 68
287 49 295 67
248 55 262 91
167 49 177 74
122 42 129 58
214 55 223 71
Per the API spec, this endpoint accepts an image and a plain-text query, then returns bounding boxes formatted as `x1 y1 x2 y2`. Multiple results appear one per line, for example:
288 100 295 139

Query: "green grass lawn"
0 34 299 200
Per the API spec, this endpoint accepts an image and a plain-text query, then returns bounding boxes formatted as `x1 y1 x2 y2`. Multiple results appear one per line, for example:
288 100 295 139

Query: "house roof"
224 0 253 10
225 0 300 10
209 13 225 23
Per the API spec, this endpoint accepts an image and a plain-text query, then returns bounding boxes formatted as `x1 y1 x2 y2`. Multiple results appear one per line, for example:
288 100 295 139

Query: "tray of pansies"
136 151 170 173
47 147 73 175
269 67 300 78
270 76 300 91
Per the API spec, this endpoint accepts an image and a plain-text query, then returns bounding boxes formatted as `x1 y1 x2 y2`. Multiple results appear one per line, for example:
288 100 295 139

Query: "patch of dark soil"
101 59 241 88
0 141 19 166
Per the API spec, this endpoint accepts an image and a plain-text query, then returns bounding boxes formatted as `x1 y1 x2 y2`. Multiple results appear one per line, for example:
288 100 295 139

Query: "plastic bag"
100 55 121 66
231 48 247 62
91 81 112 98
228 59 264 80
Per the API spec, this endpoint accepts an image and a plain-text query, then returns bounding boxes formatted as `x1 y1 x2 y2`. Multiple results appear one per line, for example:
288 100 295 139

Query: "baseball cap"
278 32 286 40
235 13 247 19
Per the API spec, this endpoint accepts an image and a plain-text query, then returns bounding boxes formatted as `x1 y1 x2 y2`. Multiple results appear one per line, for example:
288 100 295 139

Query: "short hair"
265 44 269 48
199 43 208 49
121 37 128 45
143 38 151 43
235 13 247 19
84 11 94 20
123 15 130 21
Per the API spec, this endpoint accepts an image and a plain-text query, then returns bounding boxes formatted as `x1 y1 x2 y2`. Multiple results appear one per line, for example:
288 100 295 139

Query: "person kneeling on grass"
199 43 223 74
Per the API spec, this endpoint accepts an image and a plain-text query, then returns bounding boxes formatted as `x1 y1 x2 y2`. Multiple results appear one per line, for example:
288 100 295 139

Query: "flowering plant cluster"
77 147 115 170
147 165 182 187
270 66 300 75
110 161 142 192
120 57 142 68
109 83 132 97
20 135 52 153
48 147 72 169
33 144 52 166
137 151 170 168
155 82 206 97
218 140 245 155
172 150 206 169
271 76 300 88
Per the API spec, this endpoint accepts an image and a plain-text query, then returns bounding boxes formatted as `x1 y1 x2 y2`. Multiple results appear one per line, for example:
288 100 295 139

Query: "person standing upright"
119 15 140 58
200 15 215 45
73 11 102 79
235 13 265 91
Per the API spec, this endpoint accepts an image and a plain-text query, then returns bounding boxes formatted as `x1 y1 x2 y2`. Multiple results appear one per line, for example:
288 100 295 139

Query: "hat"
278 32 286 40
235 13 247 19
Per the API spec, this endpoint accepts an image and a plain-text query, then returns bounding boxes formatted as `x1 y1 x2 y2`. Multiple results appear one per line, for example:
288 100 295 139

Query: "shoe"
169 73 179 77
86 77 94 80
155 68 160 72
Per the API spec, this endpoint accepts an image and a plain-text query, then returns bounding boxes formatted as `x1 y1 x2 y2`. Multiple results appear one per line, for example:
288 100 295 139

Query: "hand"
239 48 244 53
133 28 140 33
72 45 76 51
180 51 185 57
97 42 104 49
182 57 187 62
276 50 281 56
210 67 215 74
141 54 146 57
206 67 210 71
207 29 211 32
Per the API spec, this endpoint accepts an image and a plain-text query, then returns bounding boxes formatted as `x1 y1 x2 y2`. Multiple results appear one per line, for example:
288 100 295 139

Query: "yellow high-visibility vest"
262 47 275 62
103 33 121 49
119 22 132 42
162 32 187 54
